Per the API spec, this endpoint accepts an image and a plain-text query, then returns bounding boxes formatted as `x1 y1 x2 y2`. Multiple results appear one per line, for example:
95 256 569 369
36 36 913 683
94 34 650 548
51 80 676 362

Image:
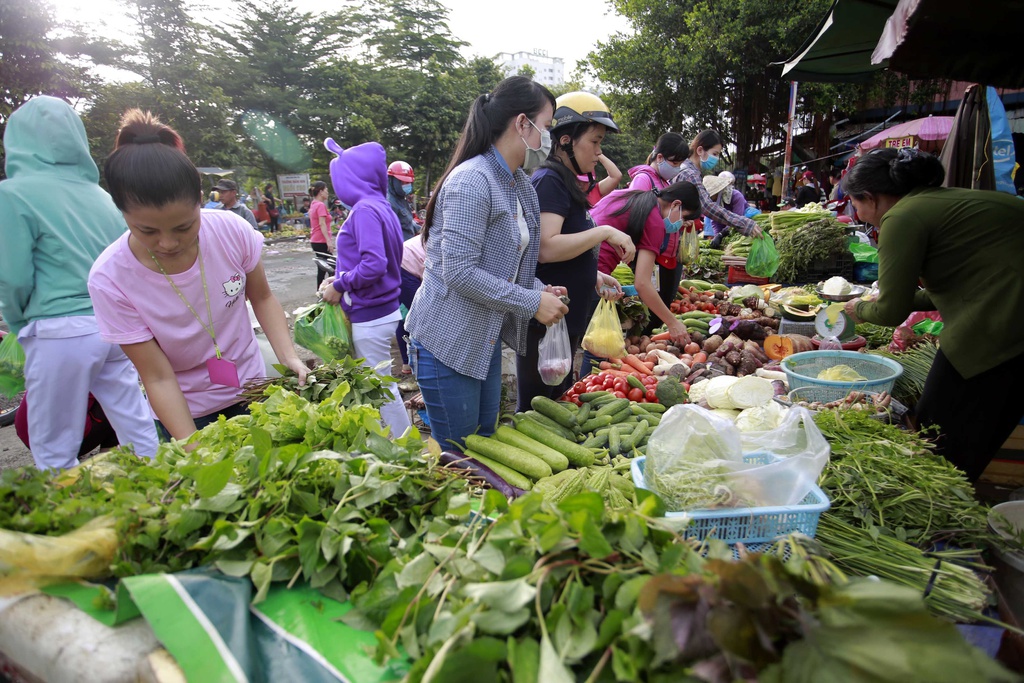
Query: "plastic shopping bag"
746 233 780 278
581 298 626 359
645 404 829 511
293 302 353 362
0 333 26 397
677 225 700 265
538 318 572 386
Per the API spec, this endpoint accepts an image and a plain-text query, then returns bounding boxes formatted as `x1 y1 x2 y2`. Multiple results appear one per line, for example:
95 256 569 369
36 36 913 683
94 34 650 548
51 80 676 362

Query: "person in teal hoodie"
0 96 158 469
319 139 410 436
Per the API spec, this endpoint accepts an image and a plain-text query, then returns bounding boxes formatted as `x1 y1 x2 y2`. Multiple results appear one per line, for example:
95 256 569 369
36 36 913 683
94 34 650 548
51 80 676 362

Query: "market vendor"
89 109 308 443
702 171 760 248
405 76 568 448
516 91 634 411
842 148 1024 482
591 181 702 346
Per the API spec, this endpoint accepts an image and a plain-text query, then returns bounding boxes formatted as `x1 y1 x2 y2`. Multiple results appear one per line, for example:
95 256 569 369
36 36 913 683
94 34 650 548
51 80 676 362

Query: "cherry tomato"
574 381 586 394
646 389 658 402
627 387 643 402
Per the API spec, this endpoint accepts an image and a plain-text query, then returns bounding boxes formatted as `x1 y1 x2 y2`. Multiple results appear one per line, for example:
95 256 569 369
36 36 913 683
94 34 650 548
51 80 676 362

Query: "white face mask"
521 118 551 172
722 187 733 204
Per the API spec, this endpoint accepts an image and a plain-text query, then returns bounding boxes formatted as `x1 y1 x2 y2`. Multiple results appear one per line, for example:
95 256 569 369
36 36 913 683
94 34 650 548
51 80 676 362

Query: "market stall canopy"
196 167 234 176
872 0 1024 89
857 116 955 152
776 0 897 82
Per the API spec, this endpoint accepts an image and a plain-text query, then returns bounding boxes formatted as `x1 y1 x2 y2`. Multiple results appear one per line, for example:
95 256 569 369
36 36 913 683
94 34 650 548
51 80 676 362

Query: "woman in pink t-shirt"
88 109 307 442
590 181 702 347
307 181 333 289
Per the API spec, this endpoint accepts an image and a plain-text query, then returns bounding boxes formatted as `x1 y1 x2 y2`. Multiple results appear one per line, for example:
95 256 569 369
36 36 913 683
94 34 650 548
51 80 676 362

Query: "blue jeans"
410 339 502 450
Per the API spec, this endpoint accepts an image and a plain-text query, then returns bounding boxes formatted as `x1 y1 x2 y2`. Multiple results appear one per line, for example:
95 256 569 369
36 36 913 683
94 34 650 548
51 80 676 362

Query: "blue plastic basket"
781 349 902 404
631 455 830 544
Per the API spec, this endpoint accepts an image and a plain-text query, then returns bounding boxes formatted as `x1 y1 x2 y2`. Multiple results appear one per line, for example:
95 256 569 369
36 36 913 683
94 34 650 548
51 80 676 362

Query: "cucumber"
558 400 579 413
579 391 611 403
638 413 662 427
680 279 712 290
514 418 596 467
638 402 667 413
710 284 729 292
494 425 570 473
463 450 534 491
679 311 715 320
514 412 576 442
531 396 577 429
626 375 645 391
582 431 609 448
579 415 613 433
576 402 592 425
465 434 552 480
595 398 630 418
608 406 632 424
684 320 710 331
608 428 621 456
619 422 648 453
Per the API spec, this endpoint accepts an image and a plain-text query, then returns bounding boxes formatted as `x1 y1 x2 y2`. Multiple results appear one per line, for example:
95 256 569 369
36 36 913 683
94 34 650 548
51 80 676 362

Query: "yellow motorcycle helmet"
552 91 619 134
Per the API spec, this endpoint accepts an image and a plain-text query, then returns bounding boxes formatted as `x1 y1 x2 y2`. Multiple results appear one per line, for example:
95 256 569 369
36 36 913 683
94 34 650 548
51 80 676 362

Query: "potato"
666 345 681 356
627 344 640 355
645 342 659 353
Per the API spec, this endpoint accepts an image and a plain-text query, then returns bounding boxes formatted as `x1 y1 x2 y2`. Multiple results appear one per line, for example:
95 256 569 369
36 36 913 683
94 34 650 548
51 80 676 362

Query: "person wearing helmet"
387 160 418 240
577 153 622 206
702 171 759 248
515 91 637 411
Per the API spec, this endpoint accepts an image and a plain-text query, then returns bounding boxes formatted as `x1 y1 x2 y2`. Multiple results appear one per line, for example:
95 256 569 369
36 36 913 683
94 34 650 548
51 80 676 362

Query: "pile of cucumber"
461 395 664 490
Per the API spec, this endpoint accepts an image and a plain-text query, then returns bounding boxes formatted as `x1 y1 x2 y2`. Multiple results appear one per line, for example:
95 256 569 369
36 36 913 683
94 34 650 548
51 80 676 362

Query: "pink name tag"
207 357 240 388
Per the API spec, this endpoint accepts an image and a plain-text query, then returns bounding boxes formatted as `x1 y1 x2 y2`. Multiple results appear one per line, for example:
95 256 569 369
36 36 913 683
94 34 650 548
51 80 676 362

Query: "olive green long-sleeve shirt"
855 186 1024 379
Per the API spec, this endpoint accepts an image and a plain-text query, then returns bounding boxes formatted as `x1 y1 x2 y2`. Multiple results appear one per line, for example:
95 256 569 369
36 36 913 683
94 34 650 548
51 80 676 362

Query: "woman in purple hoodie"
319 139 411 436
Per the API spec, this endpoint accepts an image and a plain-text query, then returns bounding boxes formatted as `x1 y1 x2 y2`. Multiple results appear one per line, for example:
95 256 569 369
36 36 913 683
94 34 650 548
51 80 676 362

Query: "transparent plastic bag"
582 298 626 359
538 318 572 386
677 225 700 265
746 233 780 278
645 405 829 511
293 302 352 362
0 333 26 398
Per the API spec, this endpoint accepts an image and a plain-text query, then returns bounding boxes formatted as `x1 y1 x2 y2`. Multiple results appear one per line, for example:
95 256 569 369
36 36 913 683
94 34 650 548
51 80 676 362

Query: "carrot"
622 354 654 376
651 332 672 342
644 361 656 371
603 368 638 379
692 351 708 364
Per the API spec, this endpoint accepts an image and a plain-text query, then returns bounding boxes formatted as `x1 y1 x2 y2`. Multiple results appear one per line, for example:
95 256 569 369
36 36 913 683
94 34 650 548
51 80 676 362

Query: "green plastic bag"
0 333 26 397
746 233 780 278
293 302 352 362
848 242 879 263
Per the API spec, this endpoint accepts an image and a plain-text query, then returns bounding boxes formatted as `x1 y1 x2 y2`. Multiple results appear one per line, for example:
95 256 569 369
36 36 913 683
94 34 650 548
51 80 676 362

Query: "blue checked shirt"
406 147 545 381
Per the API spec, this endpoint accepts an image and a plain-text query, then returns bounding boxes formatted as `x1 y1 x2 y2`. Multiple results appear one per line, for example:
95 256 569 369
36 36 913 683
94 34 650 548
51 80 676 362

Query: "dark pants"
156 402 249 442
311 242 330 289
916 348 1024 482
643 262 684 336
516 320 582 413
396 269 422 366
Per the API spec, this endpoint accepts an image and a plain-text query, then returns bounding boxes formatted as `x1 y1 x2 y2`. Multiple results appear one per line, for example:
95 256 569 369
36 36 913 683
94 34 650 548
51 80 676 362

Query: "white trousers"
20 324 158 470
350 312 411 437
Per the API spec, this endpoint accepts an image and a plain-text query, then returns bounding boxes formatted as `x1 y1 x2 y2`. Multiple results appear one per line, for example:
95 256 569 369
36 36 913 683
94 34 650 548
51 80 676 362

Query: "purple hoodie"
326 139 404 323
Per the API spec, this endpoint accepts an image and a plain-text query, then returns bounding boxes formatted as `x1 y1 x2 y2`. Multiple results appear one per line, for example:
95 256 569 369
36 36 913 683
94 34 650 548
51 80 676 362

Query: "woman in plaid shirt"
405 77 569 448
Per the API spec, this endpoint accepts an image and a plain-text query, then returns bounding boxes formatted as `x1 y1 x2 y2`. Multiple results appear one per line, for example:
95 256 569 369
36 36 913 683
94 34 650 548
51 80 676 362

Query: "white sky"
46 0 634 81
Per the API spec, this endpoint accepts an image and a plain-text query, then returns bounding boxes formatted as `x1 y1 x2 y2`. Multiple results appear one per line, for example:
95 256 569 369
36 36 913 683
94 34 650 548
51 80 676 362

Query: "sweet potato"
702 335 724 354
725 350 742 367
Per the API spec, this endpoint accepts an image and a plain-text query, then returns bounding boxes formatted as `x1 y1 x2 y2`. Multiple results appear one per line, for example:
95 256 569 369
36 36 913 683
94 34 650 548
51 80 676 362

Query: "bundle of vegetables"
857 322 898 350
532 461 636 510
868 342 939 407
690 244 725 283
0 332 26 397
240 356 397 407
679 278 729 294
723 236 752 257
814 408 992 549
610 262 634 286
0 387 465 602
770 217 850 283
753 202 833 231
615 295 650 336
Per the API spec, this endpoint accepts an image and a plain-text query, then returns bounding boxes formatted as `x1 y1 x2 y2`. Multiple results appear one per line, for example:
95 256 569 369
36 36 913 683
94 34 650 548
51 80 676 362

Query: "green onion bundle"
868 342 938 407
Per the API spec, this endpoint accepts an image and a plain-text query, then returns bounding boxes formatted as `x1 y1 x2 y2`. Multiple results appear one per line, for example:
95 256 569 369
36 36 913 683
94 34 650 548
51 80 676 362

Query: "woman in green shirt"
843 148 1024 482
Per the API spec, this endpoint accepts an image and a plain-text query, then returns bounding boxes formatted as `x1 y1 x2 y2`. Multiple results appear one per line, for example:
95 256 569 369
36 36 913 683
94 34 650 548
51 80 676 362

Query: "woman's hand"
844 299 863 323
535 291 569 326
319 276 343 304
668 319 691 346
543 285 568 298
281 356 309 386
596 272 623 301
602 226 636 264
746 224 763 239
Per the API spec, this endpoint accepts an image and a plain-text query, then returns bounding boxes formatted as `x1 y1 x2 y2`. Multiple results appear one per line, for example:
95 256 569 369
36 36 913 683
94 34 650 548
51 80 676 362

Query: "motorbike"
313 252 337 285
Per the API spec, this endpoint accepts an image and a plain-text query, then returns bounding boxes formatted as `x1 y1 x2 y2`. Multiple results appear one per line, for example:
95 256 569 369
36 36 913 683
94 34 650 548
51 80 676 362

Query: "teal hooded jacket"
0 96 128 334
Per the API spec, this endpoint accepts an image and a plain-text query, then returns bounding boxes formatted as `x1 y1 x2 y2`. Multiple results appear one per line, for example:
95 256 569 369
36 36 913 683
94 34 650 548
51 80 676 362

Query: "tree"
0 0 95 166
582 0 830 168
357 0 466 72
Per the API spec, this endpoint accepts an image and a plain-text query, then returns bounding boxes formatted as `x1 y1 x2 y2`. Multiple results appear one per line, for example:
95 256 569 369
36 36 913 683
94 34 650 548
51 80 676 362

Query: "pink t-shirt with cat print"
89 209 265 418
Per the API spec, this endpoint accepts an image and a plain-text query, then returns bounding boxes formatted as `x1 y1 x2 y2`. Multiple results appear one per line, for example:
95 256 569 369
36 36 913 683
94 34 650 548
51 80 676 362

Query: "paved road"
0 237 329 472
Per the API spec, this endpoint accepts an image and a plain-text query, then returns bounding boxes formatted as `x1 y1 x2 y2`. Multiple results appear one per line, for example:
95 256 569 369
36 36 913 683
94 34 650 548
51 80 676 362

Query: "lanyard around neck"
148 242 222 359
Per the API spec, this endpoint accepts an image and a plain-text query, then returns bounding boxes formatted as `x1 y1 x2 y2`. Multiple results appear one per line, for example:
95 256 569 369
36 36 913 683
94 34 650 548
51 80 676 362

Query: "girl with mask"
676 130 761 246
405 76 568 448
591 181 703 347
627 132 690 192
515 91 636 411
